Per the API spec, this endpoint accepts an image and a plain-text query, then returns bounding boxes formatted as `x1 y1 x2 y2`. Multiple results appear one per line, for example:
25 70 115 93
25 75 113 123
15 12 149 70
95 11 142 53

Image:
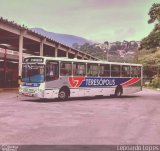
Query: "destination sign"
85 78 115 86
24 57 44 63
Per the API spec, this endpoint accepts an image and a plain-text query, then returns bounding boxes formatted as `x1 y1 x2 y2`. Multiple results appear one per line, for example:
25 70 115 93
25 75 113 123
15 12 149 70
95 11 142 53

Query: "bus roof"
24 56 142 66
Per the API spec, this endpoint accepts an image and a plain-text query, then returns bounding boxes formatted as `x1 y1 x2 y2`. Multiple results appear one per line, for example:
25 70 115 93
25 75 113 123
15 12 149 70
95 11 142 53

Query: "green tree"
137 3 160 82
140 29 160 49
140 3 160 50
148 3 160 24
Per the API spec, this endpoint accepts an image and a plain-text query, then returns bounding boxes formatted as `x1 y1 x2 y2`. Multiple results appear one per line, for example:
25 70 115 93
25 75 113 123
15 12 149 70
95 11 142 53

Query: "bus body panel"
19 78 142 99
44 88 59 99
45 76 142 98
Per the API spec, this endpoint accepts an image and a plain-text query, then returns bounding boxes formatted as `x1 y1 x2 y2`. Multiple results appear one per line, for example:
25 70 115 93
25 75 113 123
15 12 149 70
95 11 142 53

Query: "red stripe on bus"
121 78 140 87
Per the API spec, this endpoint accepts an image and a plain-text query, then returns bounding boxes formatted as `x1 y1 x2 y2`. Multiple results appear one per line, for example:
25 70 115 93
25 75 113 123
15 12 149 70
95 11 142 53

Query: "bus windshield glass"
22 64 45 83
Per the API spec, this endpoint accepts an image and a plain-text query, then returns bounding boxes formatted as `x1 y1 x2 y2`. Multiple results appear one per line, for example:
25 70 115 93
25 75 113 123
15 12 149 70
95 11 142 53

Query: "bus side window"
73 63 86 76
122 65 130 77
87 64 91 76
99 65 105 76
60 62 72 76
111 65 120 77
87 64 98 76
137 66 141 77
99 64 110 77
131 66 141 77
46 61 59 81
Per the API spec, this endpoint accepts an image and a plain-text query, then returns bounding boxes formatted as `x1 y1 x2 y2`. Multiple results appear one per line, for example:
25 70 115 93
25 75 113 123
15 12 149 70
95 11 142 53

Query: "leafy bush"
149 76 160 88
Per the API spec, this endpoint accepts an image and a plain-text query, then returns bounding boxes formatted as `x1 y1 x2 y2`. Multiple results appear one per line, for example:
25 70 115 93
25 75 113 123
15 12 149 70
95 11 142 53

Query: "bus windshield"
22 64 45 83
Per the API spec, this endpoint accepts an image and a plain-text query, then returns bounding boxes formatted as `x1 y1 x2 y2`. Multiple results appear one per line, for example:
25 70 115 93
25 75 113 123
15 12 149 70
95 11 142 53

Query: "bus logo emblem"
69 76 85 87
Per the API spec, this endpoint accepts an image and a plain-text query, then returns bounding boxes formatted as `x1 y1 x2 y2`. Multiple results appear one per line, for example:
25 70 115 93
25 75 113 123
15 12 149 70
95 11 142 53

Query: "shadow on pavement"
20 95 140 103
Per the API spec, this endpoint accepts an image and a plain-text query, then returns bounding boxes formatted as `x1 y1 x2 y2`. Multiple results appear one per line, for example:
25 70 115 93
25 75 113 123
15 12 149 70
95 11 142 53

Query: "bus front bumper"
19 87 44 98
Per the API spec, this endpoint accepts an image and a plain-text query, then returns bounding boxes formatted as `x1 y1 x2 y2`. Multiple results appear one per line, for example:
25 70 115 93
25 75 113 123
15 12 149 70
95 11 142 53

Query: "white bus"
19 56 143 100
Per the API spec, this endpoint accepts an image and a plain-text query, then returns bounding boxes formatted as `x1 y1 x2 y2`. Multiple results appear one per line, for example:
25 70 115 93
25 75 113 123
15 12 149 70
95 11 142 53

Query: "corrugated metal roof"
0 17 99 60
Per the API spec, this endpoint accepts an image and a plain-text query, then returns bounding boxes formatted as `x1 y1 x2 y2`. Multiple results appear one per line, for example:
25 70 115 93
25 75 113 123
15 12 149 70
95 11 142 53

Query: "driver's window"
46 61 59 81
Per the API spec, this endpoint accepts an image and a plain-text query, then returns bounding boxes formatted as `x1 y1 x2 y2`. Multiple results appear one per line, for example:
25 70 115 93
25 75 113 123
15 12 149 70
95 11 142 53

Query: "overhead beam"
44 40 56 48
0 23 20 35
24 34 41 43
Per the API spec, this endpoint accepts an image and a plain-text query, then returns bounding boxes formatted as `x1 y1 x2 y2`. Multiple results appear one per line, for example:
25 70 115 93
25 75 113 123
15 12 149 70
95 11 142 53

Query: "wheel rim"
59 91 66 99
117 89 121 96
115 88 122 97
117 90 121 96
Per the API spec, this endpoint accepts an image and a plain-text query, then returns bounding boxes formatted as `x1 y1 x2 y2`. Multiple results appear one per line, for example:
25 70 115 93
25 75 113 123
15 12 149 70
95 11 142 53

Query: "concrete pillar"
55 44 59 57
18 31 24 80
40 38 46 56
75 52 78 58
66 52 68 58
82 55 86 60
40 42 43 56
66 48 70 58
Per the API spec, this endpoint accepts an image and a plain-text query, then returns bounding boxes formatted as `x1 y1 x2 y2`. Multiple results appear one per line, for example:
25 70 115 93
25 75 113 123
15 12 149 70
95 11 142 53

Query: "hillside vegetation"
73 42 138 63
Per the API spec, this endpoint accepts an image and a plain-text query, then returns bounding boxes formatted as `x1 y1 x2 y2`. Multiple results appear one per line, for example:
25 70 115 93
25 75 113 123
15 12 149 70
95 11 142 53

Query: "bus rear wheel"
58 90 68 101
115 86 123 97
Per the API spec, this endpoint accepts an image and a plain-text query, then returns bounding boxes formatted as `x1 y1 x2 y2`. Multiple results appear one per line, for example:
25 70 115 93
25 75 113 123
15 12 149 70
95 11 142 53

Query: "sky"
0 0 159 42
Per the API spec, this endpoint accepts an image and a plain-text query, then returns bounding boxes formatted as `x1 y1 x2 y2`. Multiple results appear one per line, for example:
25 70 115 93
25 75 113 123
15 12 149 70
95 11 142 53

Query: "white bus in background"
19 56 143 100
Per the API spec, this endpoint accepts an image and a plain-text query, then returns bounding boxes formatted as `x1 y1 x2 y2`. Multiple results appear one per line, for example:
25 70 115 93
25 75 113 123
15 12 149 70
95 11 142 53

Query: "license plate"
23 93 33 97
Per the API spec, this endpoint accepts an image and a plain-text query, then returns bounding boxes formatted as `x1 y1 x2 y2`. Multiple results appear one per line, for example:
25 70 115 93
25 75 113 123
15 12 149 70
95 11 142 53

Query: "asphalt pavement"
0 88 159 144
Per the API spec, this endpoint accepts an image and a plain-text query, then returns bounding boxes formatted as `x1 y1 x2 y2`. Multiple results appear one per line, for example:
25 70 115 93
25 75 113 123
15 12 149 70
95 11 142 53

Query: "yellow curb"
0 88 18 91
